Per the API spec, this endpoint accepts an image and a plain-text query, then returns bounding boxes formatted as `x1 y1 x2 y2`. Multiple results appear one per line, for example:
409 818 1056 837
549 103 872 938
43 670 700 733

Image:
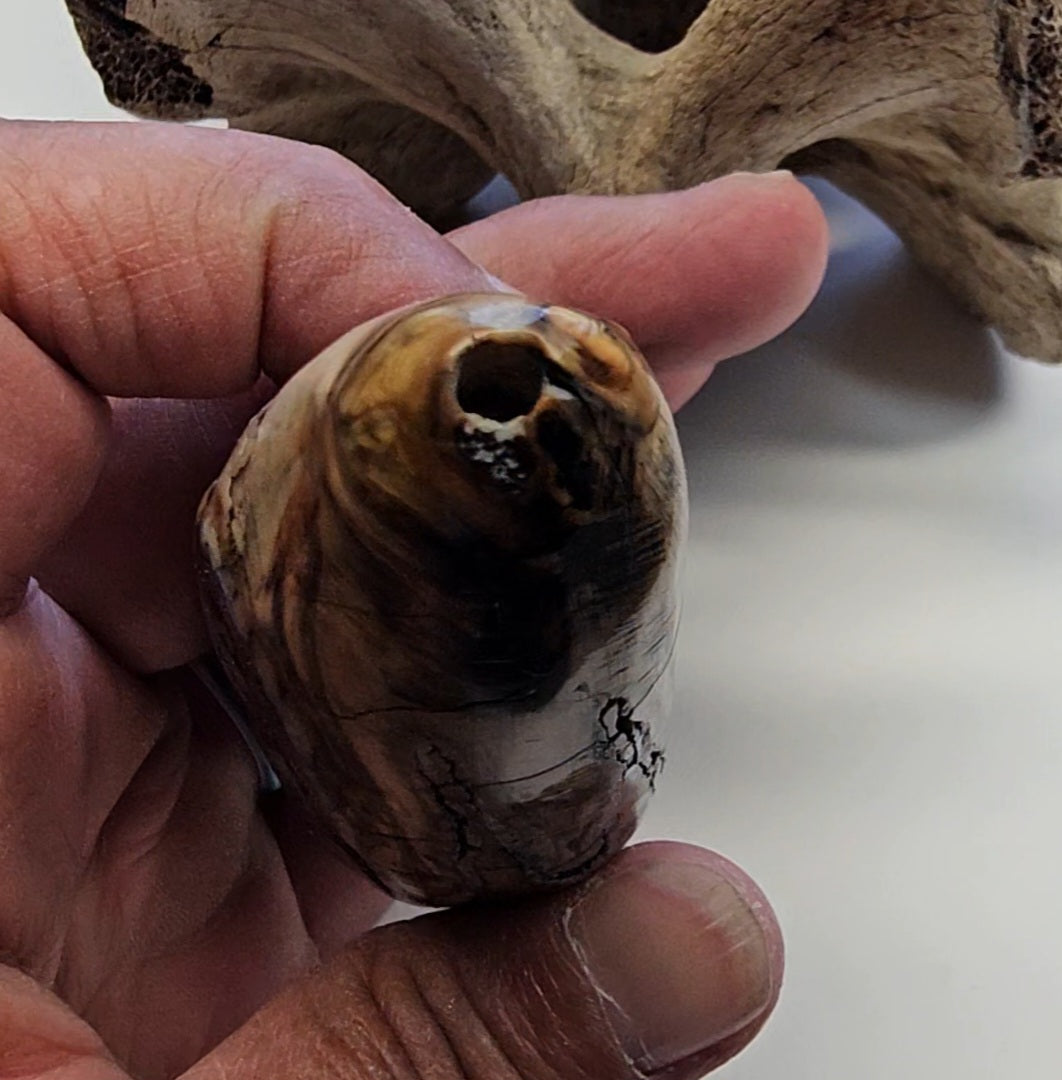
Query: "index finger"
0 119 493 395
0 119 493 617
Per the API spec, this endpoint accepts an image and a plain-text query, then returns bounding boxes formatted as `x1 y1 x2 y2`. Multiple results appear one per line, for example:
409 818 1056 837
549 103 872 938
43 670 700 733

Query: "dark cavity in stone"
456 342 545 422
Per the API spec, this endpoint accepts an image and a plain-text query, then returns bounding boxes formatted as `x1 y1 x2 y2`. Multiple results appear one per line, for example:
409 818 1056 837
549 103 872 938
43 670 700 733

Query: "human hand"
0 120 827 1079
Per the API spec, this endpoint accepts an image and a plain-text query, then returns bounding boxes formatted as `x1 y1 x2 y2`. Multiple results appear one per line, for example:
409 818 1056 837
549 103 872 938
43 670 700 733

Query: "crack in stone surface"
418 746 479 861
596 695 665 790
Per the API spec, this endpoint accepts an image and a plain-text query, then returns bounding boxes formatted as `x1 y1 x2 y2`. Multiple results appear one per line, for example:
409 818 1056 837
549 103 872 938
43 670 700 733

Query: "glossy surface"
197 294 686 904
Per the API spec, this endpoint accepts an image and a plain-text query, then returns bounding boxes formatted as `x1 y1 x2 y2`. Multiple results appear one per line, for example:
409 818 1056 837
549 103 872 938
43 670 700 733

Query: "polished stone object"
197 293 687 905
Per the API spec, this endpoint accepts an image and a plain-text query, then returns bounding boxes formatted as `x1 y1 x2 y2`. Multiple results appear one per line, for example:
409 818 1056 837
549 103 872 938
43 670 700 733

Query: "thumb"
184 842 781 1080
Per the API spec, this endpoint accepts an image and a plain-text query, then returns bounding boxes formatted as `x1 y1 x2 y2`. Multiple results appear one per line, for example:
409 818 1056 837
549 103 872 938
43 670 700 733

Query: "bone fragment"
66 0 1062 360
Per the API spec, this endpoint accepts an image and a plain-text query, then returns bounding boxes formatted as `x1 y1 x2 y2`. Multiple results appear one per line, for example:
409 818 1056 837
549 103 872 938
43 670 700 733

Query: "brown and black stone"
197 294 687 905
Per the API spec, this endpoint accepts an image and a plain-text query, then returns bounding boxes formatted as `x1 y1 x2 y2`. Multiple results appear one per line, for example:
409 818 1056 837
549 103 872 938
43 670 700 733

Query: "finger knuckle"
304 925 566 1080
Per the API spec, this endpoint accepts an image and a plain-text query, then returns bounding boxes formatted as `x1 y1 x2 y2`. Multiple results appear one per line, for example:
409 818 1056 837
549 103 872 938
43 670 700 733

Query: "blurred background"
2 4 1060 1078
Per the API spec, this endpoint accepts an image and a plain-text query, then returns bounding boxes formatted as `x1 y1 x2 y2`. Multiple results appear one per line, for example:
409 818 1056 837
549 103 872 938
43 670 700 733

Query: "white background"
2 4 1061 1078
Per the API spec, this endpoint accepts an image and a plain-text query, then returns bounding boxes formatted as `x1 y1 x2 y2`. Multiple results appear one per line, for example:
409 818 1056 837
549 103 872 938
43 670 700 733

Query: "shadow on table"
678 182 1004 456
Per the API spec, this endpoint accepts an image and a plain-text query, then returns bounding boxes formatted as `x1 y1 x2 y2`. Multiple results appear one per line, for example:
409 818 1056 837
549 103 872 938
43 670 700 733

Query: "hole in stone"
570 0 712 53
456 342 545 421
537 411 595 510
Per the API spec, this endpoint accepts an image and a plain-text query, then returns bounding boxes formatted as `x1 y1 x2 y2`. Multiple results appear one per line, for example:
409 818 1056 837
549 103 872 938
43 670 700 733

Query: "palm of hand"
2 584 335 1076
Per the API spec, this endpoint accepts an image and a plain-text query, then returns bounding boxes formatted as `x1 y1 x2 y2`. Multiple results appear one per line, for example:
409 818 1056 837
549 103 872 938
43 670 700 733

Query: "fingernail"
566 850 777 1076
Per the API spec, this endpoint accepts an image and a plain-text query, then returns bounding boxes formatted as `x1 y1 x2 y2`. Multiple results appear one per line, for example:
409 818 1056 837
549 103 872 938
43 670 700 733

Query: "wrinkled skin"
0 120 827 1080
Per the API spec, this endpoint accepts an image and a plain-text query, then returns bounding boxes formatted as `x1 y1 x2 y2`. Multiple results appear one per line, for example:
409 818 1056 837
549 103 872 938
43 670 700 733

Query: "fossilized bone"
65 2 1062 359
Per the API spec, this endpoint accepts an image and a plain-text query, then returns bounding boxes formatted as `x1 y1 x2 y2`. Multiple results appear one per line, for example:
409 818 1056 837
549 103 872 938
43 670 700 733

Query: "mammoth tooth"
197 293 687 906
